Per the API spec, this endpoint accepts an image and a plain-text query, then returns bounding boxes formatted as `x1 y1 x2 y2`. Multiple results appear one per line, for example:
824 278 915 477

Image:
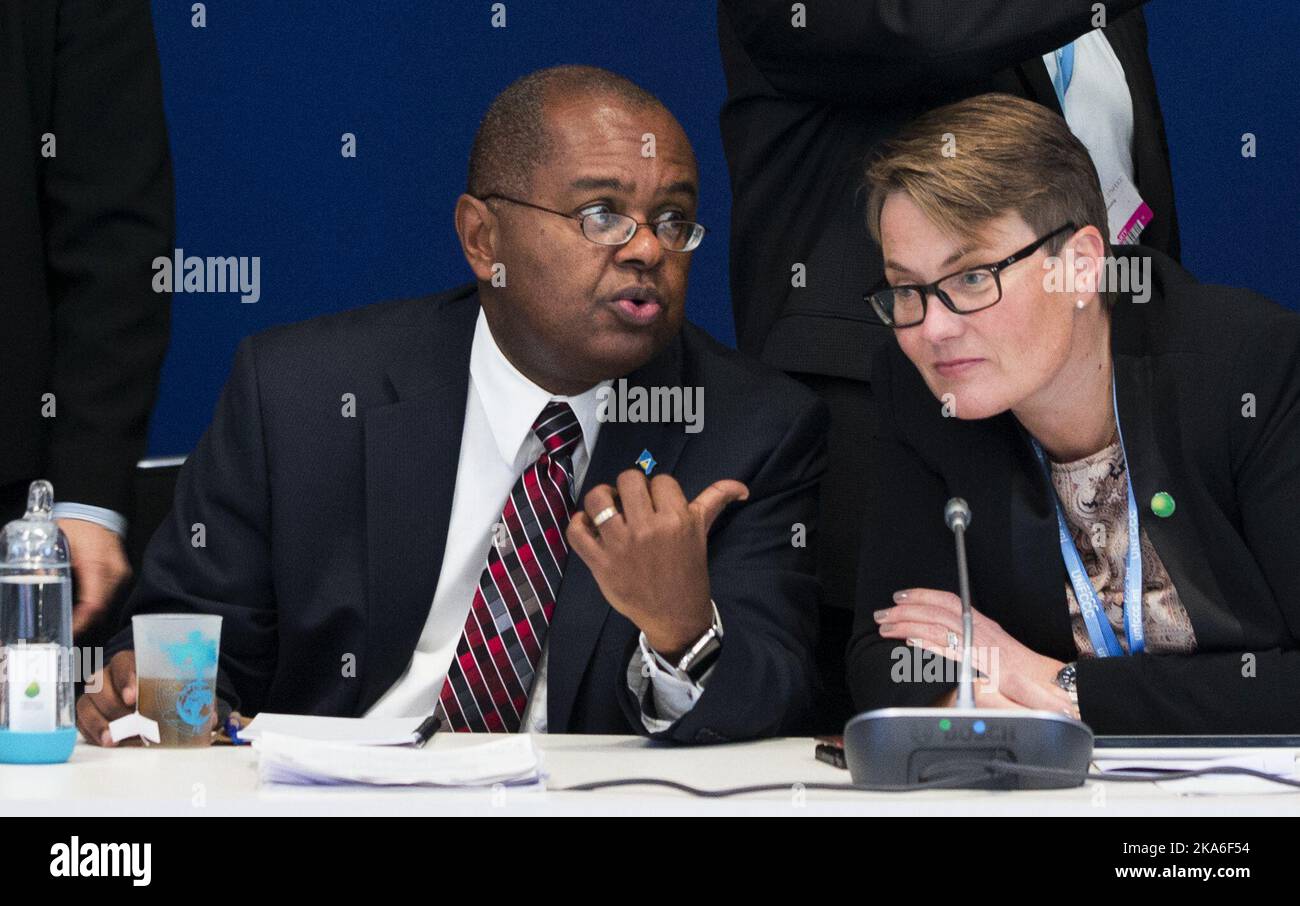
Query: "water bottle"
0 480 78 763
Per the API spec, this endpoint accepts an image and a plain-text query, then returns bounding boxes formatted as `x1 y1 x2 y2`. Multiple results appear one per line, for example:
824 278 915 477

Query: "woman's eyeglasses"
867 223 1076 328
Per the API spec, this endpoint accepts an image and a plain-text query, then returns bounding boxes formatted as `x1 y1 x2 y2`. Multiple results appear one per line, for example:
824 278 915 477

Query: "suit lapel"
546 334 691 731
355 291 479 714
1112 340 1241 651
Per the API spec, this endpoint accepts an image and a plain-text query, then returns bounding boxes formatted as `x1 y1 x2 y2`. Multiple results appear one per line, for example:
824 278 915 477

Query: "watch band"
1055 661 1080 717
674 601 723 683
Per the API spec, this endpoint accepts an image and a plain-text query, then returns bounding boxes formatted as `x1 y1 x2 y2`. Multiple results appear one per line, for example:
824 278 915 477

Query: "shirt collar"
469 307 609 467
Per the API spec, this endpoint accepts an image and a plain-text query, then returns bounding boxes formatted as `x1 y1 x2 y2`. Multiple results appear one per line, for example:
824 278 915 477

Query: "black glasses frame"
866 223 1077 328
477 193 706 252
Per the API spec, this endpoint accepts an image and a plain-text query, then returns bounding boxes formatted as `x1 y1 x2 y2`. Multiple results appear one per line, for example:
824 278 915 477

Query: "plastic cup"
132 614 222 747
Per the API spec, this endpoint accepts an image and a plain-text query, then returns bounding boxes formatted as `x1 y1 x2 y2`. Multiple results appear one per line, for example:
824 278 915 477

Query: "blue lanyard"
1030 377 1144 657
1052 42 1075 108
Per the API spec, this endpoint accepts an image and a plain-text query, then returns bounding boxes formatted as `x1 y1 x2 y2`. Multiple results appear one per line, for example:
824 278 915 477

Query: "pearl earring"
1076 299 1086 309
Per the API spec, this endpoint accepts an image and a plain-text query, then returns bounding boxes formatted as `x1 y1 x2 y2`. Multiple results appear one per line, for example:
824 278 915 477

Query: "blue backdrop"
145 0 1300 456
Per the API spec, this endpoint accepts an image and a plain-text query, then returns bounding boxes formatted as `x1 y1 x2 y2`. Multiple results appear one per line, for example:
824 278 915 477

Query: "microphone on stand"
943 498 976 711
843 498 1094 790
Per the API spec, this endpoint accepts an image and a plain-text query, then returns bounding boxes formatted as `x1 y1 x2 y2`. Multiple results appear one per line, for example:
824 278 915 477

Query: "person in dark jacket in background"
0 0 173 634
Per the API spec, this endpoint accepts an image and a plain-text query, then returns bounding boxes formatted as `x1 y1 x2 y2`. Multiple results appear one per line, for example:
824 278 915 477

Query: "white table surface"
2 735 1299 816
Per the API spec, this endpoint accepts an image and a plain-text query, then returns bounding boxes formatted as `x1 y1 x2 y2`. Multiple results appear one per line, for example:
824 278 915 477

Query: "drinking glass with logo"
132 614 222 747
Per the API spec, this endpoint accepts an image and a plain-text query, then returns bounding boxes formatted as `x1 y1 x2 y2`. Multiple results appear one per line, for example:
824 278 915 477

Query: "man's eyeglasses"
477 193 707 252
866 223 1076 328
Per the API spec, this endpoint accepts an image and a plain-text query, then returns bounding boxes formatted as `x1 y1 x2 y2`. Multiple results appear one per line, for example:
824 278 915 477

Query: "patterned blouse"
1048 440 1196 657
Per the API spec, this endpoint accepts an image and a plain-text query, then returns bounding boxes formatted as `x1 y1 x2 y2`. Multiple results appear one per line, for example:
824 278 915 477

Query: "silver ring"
592 506 619 528
946 631 959 649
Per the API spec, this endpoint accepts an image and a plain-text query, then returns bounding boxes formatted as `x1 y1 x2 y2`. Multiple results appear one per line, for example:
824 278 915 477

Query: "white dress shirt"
365 308 714 731
1044 29 1137 242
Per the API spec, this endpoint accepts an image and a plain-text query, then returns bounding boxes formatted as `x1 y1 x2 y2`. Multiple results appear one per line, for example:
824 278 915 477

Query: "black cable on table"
554 761 1300 797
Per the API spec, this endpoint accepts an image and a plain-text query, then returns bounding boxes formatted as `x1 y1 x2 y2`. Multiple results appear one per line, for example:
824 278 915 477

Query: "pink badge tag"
1117 202 1155 245
1103 174 1154 245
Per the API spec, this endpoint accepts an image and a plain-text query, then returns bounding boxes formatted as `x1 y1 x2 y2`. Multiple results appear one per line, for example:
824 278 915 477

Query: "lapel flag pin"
1151 491 1175 518
636 449 657 476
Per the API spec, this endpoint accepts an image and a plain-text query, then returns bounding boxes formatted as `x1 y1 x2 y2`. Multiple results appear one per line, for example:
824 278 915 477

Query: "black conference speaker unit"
844 707 1094 790
843 498 1095 790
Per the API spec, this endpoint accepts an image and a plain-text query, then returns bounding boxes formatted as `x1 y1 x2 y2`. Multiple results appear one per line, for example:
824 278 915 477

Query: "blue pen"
225 712 250 745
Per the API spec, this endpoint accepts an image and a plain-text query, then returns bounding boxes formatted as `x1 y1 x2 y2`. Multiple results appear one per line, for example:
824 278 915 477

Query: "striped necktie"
434 400 583 732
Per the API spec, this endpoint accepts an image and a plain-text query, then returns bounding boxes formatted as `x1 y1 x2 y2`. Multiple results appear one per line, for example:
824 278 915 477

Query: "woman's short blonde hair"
864 93 1116 307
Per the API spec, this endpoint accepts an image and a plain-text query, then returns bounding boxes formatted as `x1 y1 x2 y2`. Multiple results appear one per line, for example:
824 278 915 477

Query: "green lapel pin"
1151 491 1175 518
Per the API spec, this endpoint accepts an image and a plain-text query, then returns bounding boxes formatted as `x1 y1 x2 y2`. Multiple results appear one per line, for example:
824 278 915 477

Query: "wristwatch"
1055 661 1080 717
673 601 724 683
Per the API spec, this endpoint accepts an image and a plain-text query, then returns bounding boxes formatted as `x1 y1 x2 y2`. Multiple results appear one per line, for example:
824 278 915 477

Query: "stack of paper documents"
253 730 543 788
1095 752 1299 795
241 713 430 746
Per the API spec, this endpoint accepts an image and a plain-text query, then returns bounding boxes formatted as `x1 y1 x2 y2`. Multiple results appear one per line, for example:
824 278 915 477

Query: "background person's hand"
58 518 132 636
76 650 138 747
876 588 1073 713
567 469 747 661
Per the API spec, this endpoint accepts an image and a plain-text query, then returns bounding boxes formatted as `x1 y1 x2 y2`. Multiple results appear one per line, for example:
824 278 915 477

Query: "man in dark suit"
0 0 173 633
76 66 826 745
718 0 1179 727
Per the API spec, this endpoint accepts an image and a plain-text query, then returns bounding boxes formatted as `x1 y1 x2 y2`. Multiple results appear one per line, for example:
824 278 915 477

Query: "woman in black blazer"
846 94 1300 734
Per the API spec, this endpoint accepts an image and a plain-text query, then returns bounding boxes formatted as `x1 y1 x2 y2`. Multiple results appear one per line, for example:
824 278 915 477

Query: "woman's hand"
875 588 1076 715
